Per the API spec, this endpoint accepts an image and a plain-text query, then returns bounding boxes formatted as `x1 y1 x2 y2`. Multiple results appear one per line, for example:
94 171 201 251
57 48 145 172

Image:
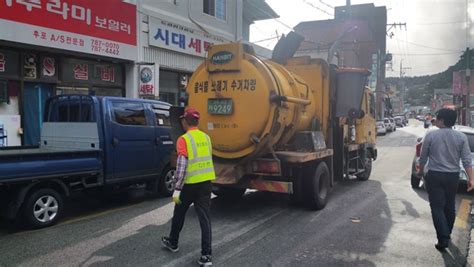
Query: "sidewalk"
468 204 474 266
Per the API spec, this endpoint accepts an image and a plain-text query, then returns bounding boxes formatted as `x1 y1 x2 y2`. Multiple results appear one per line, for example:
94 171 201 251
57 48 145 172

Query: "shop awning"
243 0 279 22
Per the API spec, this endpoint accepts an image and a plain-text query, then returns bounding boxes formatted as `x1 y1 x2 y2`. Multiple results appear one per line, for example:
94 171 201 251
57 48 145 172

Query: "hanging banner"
139 64 157 96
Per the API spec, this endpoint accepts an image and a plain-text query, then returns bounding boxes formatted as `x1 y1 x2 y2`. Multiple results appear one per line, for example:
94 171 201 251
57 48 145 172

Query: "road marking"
454 198 471 229
13 201 146 236
59 202 145 226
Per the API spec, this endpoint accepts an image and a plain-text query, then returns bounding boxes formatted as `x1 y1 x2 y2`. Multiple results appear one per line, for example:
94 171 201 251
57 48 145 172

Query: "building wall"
295 4 387 119
130 0 250 104
140 0 242 42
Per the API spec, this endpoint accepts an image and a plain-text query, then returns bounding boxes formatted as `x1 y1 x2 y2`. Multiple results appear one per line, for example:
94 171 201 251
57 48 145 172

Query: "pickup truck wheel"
159 167 176 197
356 157 372 181
23 188 63 229
303 162 330 210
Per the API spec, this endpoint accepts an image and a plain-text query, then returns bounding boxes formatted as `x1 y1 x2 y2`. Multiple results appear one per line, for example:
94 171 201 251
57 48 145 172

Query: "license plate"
208 98 233 115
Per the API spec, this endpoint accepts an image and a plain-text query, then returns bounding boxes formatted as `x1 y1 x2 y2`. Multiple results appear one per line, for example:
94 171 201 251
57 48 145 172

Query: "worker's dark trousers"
169 181 212 256
425 170 460 242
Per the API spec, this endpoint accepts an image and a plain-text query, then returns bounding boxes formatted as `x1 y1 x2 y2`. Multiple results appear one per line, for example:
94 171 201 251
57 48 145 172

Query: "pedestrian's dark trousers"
169 181 212 256
425 170 459 242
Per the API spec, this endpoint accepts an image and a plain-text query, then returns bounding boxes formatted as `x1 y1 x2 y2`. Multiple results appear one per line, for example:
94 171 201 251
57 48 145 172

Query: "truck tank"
187 43 322 159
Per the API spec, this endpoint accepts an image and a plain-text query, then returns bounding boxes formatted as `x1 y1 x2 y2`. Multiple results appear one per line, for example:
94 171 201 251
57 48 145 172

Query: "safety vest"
182 129 216 184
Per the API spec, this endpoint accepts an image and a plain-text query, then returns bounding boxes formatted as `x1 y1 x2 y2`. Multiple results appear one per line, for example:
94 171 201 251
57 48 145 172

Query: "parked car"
376 120 387 136
384 118 396 132
0 95 176 228
394 117 404 127
395 114 408 126
410 125 474 189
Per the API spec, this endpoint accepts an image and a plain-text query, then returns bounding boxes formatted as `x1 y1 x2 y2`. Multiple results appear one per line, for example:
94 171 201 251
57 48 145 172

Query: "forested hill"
385 50 469 105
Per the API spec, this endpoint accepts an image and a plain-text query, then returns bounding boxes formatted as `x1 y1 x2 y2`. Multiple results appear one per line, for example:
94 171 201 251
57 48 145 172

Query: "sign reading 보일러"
139 65 156 96
0 0 137 61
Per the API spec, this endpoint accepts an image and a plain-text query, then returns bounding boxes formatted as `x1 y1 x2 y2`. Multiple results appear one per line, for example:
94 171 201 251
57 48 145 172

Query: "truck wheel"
22 188 63 229
213 187 246 200
158 167 176 197
356 157 372 181
290 170 303 205
411 175 421 189
303 162 330 210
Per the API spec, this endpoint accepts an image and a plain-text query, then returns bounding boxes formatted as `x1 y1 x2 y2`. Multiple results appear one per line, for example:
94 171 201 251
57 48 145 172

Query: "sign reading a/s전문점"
208 98 233 115
194 79 256 93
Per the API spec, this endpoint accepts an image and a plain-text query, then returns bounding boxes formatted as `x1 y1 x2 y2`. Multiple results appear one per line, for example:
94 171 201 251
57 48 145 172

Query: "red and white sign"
139 65 157 96
0 0 137 61
73 63 88 80
99 65 115 82
42 57 55 77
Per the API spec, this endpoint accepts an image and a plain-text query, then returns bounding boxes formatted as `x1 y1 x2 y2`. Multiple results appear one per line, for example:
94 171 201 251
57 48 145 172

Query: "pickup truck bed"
0 148 102 182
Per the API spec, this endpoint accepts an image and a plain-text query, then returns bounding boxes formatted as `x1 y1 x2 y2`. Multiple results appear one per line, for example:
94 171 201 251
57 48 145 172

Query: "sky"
249 0 472 77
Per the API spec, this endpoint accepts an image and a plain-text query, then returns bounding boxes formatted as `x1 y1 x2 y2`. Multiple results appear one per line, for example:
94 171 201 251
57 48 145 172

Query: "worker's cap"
180 108 200 120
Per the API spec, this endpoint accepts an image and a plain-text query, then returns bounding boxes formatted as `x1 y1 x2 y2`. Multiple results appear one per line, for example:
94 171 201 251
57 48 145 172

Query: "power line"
413 20 467 26
390 37 462 52
249 3 328 47
391 51 463 56
319 0 334 9
302 0 333 16
253 35 280 43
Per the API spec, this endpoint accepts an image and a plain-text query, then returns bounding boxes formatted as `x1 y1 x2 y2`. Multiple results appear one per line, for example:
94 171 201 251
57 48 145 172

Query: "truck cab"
0 95 175 228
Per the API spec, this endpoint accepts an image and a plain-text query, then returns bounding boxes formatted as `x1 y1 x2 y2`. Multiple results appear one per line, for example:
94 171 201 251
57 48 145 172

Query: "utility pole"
386 22 407 36
465 0 471 126
466 48 471 126
399 60 411 114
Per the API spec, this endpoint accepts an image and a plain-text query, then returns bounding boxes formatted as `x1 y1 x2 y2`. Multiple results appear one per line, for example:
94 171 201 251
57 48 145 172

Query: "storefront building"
0 0 137 146
134 0 277 106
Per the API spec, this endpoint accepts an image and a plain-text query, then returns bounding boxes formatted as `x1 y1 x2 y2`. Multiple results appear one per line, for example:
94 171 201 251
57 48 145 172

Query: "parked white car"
384 118 396 132
376 120 387 136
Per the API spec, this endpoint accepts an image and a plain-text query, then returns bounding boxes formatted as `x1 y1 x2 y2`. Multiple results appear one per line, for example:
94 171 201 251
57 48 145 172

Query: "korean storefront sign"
139 64 157 96
149 18 225 58
0 49 20 79
0 0 137 61
368 53 378 90
61 58 123 86
41 56 57 80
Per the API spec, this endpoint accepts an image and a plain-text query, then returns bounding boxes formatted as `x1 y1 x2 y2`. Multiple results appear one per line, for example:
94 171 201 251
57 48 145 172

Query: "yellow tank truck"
173 32 377 210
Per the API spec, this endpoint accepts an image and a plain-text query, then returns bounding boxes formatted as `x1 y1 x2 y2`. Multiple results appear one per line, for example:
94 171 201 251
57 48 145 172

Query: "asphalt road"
0 120 472 266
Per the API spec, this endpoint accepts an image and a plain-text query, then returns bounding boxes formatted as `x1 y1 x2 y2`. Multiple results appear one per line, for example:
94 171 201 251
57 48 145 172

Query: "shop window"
203 0 226 20
112 102 147 126
56 87 89 95
46 95 95 122
93 87 123 97
159 92 177 106
0 81 7 103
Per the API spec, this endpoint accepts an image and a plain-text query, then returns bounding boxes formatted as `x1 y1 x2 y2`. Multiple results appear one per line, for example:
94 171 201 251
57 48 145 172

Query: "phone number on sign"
91 40 120 56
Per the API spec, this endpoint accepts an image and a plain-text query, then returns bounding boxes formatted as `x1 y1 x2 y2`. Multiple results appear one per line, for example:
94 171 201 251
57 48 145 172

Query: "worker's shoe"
435 239 449 252
161 236 179 253
197 255 212 266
